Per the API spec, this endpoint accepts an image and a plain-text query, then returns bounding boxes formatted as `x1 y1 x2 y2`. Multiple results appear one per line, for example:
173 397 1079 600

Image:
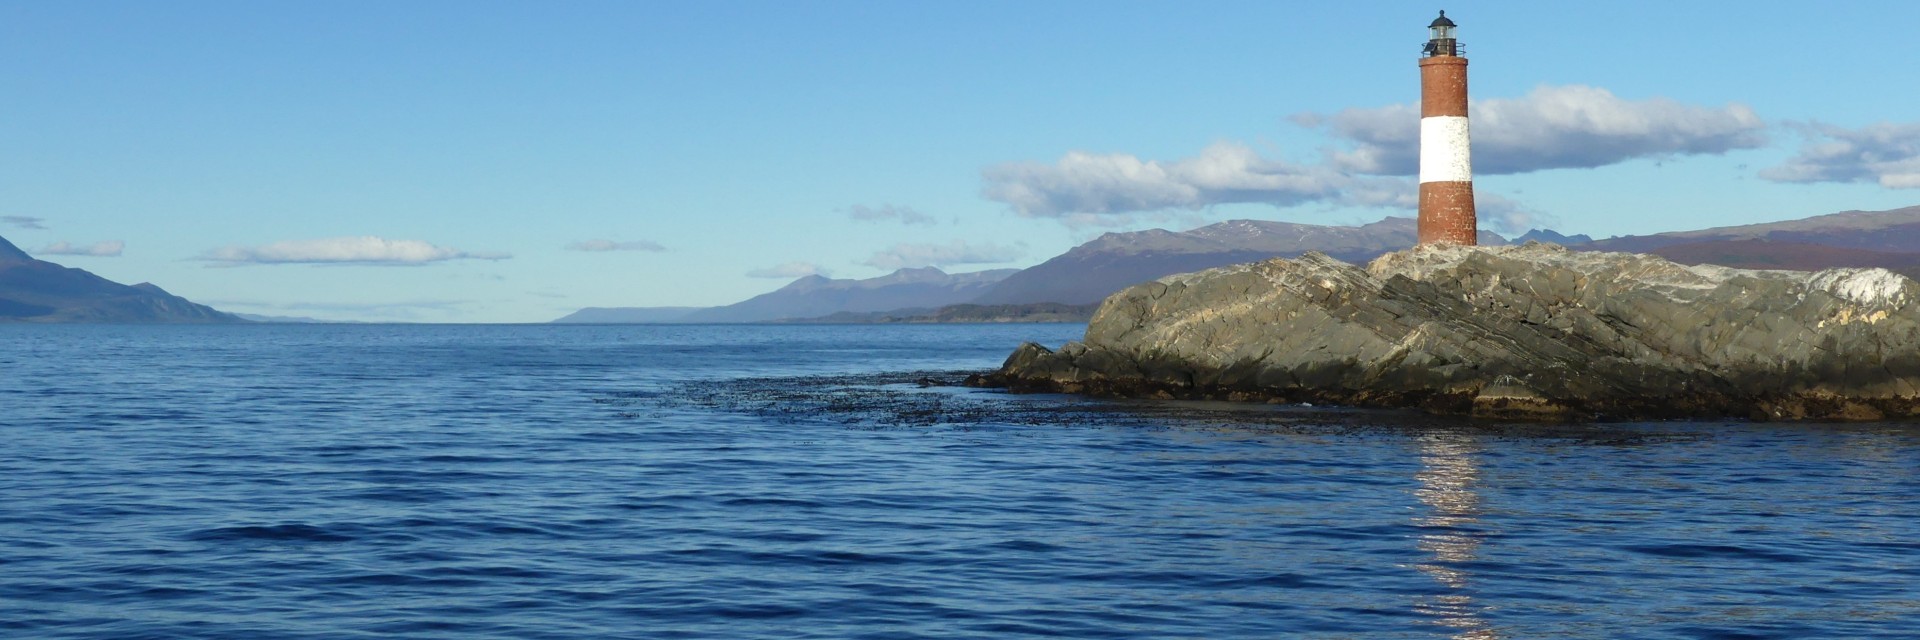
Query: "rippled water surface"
4 323 1919 639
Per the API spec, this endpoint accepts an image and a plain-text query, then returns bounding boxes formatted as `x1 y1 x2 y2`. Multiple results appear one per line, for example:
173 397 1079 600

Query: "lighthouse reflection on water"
1411 432 1500 639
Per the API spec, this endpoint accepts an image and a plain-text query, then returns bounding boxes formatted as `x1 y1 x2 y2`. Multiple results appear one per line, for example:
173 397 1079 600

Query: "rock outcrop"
971 243 1920 421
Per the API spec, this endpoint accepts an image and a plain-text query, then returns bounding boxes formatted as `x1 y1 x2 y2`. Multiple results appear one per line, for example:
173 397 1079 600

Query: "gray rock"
973 243 1920 421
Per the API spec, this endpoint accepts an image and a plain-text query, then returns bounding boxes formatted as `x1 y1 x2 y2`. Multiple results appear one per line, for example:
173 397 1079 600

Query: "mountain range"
557 204 1920 324
0 235 238 323
12 204 1920 325
554 216 1507 323
971 217 1507 305
1568 205 1920 277
675 267 1018 323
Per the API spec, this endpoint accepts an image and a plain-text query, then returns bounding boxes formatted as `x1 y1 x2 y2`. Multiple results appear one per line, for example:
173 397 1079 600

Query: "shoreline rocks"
968 243 1920 421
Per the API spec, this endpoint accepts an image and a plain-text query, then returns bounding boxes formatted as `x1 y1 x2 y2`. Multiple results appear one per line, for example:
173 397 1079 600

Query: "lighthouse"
1418 10 1476 245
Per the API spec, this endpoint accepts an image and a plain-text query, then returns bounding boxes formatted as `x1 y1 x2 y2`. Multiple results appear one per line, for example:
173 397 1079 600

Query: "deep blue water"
3 323 1919 639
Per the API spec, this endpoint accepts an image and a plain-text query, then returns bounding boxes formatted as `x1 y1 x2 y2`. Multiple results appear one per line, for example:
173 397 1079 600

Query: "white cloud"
565 239 666 252
977 142 1564 235
979 142 1538 226
201 236 509 266
3 216 47 230
37 240 124 257
1759 122 1920 188
1298 85 1767 176
1475 193 1559 235
862 240 1025 270
981 142 1347 218
981 88 1718 225
747 261 830 279
848 204 937 226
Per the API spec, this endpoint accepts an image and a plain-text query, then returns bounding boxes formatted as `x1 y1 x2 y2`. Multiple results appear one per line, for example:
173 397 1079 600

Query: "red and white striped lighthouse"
1418 10 1476 246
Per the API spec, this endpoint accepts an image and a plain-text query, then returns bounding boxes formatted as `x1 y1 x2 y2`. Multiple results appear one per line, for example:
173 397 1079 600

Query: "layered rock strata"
971 243 1920 421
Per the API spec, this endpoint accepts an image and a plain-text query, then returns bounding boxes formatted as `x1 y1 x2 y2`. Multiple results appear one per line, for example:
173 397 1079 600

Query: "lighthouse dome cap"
1429 10 1456 28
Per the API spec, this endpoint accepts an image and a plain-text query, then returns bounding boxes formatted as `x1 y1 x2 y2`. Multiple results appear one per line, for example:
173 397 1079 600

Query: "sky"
3 0 1919 323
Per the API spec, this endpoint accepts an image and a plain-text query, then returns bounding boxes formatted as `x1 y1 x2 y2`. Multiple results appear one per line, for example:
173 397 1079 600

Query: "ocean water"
2 323 1918 639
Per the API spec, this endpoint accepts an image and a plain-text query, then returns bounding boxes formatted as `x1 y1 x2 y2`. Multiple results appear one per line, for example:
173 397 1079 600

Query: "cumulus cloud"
848 204 937 226
982 142 1350 218
1759 122 1920 188
978 143 1561 234
747 261 830 279
985 86 1732 224
862 240 1025 270
1296 85 1767 176
201 236 509 266
3 216 47 230
37 240 124 257
982 141 1445 223
565 239 666 252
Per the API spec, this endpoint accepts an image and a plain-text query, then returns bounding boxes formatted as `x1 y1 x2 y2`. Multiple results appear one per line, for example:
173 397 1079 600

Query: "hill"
0 235 240 323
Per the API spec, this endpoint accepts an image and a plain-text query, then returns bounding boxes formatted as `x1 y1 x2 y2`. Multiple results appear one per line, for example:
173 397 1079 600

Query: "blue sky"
3 1 1918 322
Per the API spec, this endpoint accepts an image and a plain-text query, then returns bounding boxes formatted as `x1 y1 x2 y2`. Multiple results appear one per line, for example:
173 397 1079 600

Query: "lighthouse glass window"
1430 25 1454 41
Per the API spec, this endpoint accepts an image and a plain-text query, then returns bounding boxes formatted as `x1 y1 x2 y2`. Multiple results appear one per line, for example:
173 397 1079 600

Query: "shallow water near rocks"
3 323 1918 639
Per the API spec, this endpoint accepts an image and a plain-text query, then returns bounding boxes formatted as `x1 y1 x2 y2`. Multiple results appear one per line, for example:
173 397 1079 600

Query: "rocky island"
970 243 1920 421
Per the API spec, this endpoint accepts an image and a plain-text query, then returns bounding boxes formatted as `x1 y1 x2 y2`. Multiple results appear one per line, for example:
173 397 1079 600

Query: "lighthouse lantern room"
1426 11 1458 56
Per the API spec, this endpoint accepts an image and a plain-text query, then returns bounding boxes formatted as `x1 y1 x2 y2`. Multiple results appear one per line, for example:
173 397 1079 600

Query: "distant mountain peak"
892 266 948 276
1359 216 1418 230
1188 220 1271 236
0 234 31 263
873 266 954 285
1512 229 1594 245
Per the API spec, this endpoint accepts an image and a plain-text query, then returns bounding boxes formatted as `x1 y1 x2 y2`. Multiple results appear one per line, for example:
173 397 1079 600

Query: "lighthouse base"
1418 181 1477 245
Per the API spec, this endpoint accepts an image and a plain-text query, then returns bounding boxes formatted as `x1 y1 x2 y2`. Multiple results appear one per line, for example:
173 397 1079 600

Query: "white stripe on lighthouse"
1418 116 1472 183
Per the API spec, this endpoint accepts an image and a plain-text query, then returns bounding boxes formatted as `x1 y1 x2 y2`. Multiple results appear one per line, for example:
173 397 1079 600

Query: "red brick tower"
1418 10 1477 245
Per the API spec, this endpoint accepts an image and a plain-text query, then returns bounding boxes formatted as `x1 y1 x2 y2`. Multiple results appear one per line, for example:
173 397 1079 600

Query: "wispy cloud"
862 240 1025 270
1760 121 1920 188
200 236 510 266
848 204 937 226
747 261 830 279
1295 85 1767 176
37 240 124 257
565 239 667 252
2 216 47 230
